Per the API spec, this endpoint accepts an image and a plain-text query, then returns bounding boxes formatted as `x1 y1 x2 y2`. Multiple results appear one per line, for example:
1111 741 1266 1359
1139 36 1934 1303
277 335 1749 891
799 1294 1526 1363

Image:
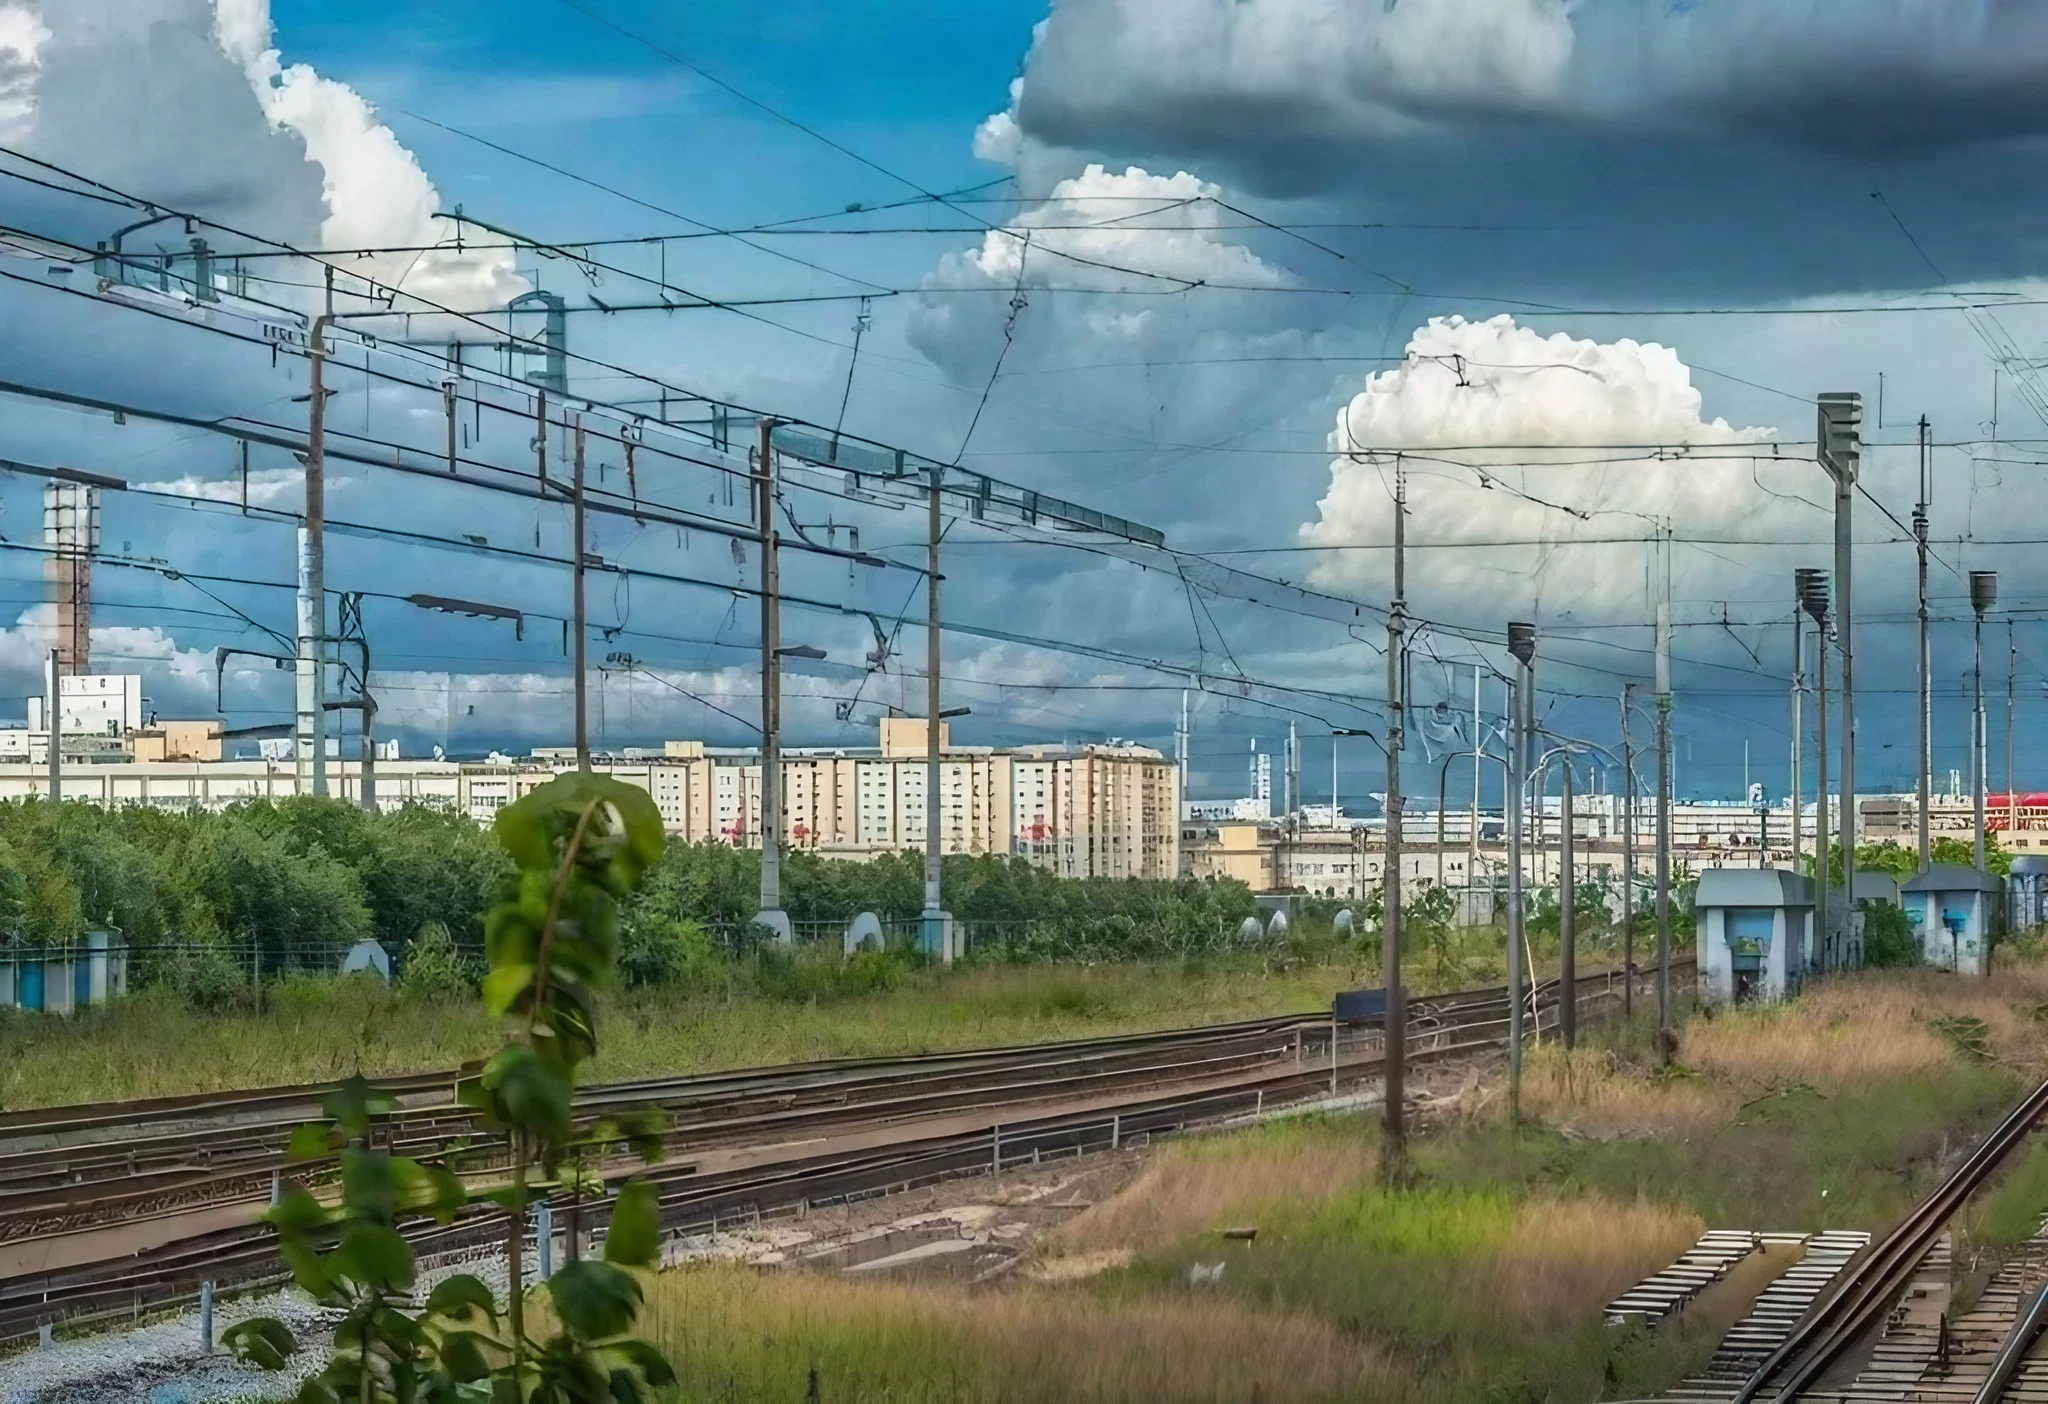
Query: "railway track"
0 963 1670 1349
1664 1070 2048 1404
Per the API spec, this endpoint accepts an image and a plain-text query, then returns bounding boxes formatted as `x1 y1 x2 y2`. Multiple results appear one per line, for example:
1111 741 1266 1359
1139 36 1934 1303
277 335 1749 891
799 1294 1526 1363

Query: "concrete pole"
1469 665 1481 908
1655 599 1674 1061
1836 467 1857 969
297 269 333 799
1559 757 1576 1050
1383 458 1407 1160
1791 603 1804 874
1917 416 1933 874
1977 609 1988 872
573 423 588 772
1816 618 1831 962
2009 620 2017 838
923 464 950 959
754 417 789 940
1506 625 1535 1122
44 648 58 804
1621 687 1634 1017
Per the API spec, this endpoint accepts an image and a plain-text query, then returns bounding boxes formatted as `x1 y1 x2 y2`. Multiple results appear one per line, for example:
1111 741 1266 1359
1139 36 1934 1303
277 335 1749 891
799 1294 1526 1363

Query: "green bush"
1863 900 1920 968
618 915 719 989
396 921 474 1000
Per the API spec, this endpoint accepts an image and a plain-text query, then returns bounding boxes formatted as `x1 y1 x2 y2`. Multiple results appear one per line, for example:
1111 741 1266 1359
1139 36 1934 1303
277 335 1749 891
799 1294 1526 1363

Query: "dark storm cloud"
1000 0 2048 301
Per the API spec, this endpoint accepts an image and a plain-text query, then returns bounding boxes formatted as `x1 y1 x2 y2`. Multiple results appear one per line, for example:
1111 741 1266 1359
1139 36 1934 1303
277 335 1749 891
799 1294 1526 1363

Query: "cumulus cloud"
2 2 519 317
0 1 48 144
908 163 1298 388
208 0 523 313
1301 315 1786 622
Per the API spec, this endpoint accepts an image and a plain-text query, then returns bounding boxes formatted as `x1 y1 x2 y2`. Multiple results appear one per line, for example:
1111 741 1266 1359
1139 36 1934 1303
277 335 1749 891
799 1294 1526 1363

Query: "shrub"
618 915 719 989
1863 900 1920 968
397 921 474 1000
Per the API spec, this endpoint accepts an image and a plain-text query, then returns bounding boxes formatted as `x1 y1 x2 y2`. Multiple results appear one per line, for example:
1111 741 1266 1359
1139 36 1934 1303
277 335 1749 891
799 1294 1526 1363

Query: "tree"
233 773 676 1402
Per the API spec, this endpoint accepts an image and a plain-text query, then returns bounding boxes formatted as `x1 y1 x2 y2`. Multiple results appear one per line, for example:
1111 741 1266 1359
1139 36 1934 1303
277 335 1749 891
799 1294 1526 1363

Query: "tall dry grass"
1682 967 2048 1090
1505 1044 1735 1137
1491 1195 1705 1327
643 1261 1399 1404
1047 1119 1375 1260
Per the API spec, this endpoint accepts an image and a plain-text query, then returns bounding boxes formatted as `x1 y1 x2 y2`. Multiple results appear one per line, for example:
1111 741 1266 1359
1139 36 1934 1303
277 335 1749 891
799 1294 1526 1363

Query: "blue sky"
3 0 2048 805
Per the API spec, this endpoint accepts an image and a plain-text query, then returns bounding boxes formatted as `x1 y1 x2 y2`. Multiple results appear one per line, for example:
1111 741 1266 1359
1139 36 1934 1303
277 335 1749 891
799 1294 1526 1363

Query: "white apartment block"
0 718 1181 882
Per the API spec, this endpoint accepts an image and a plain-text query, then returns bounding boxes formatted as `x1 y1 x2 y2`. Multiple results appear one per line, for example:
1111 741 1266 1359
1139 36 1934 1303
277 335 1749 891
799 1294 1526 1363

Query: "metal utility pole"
1506 623 1536 1118
1469 665 1481 905
1917 416 1934 874
1655 597 1674 1061
1818 393 1862 964
44 648 59 803
1974 572 1999 871
1383 458 1408 1160
923 464 952 961
2009 620 2018 839
1177 687 1190 804
752 417 791 942
573 423 589 771
1802 568 1835 957
297 268 335 798
1790 589 1804 874
1559 758 1576 1050
1621 686 1635 1017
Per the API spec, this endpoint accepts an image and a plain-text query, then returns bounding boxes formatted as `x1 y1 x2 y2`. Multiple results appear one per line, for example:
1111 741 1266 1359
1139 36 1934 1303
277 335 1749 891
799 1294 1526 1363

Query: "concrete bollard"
199 1280 214 1354
38 1322 52 1350
991 1125 1001 1177
536 1202 554 1281
1111 1113 1120 1151
270 1171 282 1207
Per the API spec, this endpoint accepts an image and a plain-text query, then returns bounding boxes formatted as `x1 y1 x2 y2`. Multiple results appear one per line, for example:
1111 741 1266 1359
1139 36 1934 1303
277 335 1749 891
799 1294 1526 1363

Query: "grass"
0 929 1644 1111
623 957 2048 1404
0 950 1395 1111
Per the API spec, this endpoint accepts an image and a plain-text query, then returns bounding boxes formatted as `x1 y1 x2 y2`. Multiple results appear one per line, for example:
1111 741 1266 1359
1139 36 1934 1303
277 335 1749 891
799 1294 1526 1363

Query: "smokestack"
43 481 98 676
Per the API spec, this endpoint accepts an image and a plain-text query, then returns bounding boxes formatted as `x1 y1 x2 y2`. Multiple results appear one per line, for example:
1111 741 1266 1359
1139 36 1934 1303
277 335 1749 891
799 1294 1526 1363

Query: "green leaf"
545 1260 642 1340
437 1330 493 1383
603 1338 676 1387
482 1044 573 1143
481 961 535 1017
266 1182 332 1234
286 1123 334 1162
602 1181 660 1269
322 1074 399 1136
392 1157 469 1220
337 1221 415 1292
292 1377 343 1404
424 1273 499 1322
221 1316 297 1371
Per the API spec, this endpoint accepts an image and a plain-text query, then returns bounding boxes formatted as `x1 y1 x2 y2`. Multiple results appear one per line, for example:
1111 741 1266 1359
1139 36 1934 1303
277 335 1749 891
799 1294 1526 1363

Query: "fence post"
536 1201 554 1281
199 1280 214 1354
270 1171 281 1207
992 1124 1001 1178
1111 1113 1120 1150
1330 1014 1338 1096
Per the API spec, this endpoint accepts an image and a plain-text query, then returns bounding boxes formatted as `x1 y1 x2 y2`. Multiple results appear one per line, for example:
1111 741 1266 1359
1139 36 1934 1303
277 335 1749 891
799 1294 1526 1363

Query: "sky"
1 0 2046 807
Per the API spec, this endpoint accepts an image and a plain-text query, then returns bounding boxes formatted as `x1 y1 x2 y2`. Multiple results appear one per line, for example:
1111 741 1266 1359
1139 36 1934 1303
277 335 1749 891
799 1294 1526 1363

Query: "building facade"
0 719 1181 882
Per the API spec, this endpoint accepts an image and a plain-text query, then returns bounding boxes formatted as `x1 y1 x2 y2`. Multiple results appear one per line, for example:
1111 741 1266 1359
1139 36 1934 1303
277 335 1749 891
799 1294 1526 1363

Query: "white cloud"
1301 315 1786 622
946 164 1289 293
208 0 525 313
132 466 322 508
0 1 49 144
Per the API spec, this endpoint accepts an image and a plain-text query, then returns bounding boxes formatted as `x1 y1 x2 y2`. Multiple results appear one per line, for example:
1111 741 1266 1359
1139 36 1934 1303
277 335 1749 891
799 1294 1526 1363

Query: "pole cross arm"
1817 392 1863 484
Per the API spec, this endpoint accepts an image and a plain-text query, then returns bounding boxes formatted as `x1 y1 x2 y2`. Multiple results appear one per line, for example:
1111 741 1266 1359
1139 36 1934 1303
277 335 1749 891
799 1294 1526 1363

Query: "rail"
0 960 1682 1348
1728 1072 2048 1403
